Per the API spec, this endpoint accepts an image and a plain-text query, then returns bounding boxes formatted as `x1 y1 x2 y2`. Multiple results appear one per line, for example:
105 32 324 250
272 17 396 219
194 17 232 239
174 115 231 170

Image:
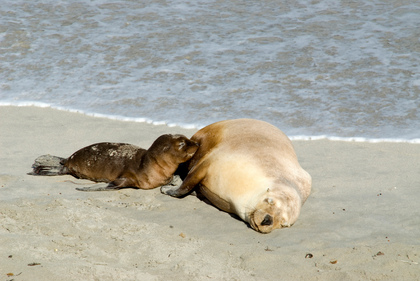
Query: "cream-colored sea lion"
161 119 311 233
29 134 199 191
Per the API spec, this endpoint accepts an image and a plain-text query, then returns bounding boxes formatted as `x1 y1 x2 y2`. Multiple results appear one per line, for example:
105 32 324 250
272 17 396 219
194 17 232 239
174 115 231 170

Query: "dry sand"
1 106 419 280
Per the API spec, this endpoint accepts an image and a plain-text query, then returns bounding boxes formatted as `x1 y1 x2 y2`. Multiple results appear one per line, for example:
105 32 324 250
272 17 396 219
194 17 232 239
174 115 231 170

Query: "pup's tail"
28 154 67 176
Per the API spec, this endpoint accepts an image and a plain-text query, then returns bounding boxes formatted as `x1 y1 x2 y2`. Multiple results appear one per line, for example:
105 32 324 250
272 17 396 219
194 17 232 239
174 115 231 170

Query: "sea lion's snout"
185 139 199 154
249 209 277 233
261 214 273 226
185 139 199 149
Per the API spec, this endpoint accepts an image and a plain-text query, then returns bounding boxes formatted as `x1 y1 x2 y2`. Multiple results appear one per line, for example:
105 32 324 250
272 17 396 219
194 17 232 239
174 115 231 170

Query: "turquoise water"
1 0 419 141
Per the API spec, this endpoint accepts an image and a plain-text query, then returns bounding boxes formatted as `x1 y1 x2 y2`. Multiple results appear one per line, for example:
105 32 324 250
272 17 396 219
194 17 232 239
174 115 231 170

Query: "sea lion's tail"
28 154 67 176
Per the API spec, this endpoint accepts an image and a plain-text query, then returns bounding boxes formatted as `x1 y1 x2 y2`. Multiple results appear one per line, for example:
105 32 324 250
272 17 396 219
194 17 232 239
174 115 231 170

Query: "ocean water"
1 0 419 142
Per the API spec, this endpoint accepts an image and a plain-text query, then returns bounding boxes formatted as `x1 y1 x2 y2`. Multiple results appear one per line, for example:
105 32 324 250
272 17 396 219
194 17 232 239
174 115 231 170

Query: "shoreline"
1 103 419 143
1 106 419 280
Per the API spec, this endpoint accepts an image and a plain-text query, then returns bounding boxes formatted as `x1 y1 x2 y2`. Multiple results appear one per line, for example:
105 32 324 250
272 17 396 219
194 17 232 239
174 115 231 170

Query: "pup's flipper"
28 154 67 176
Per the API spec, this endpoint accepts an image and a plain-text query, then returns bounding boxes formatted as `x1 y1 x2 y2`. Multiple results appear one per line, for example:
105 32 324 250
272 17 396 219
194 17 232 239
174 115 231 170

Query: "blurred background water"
1 0 419 141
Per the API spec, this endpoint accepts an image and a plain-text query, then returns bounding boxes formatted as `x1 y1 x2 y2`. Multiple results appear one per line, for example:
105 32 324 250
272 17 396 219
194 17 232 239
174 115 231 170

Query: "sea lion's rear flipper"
28 154 67 176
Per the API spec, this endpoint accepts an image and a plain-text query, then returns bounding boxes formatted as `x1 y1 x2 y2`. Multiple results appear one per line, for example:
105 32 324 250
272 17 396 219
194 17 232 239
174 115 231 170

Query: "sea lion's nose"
261 214 273 226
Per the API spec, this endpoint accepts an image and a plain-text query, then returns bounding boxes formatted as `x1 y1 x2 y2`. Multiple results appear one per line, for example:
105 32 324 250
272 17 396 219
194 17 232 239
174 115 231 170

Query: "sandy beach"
0 106 419 280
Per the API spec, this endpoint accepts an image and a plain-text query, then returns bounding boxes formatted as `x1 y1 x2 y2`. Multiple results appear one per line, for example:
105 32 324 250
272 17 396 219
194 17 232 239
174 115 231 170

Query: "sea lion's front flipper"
76 177 131 192
160 175 183 194
76 183 119 192
168 175 183 186
161 162 208 197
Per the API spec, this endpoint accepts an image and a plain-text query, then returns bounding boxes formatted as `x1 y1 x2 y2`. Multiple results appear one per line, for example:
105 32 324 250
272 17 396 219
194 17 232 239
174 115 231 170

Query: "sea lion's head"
151 134 199 163
249 188 301 233
170 134 199 162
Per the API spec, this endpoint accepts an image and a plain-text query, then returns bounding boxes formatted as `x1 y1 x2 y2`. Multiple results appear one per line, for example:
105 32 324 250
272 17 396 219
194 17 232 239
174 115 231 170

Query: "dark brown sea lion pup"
29 134 199 191
161 119 312 233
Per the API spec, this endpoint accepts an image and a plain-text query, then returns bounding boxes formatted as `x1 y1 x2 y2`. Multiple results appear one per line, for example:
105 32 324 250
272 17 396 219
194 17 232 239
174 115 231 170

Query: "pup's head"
151 134 199 163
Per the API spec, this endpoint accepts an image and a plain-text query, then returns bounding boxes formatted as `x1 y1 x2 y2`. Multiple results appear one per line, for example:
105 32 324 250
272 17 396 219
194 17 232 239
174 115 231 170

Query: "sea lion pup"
161 119 311 233
29 134 199 191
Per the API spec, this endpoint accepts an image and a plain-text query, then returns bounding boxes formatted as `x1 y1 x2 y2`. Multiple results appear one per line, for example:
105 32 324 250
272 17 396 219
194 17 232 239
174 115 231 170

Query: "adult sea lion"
29 134 199 191
161 119 311 233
